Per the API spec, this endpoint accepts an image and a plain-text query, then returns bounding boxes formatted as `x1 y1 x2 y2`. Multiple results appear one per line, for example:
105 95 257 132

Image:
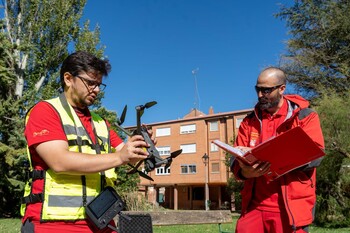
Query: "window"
157 146 171 156
180 124 196 134
156 127 171 137
181 164 197 174
212 162 220 173
156 167 170 175
211 142 218 152
209 121 218 131
180 143 196 154
236 118 243 128
189 165 196 173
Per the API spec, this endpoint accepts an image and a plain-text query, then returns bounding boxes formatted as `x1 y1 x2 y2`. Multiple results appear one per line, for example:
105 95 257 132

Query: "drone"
115 101 182 181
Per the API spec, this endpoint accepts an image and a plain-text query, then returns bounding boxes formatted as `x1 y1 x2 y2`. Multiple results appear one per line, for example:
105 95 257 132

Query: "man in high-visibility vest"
20 51 153 233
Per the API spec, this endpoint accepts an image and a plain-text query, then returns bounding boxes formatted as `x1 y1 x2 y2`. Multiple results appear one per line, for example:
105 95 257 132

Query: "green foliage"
314 90 350 158
0 142 27 217
313 90 350 227
276 0 350 97
223 137 243 212
0 89 27 217
93 107 126 139
276 1 350 226
0 22 16 98
113 164 162 212
316 153 350 227
226 177 243 212
0 0 110 217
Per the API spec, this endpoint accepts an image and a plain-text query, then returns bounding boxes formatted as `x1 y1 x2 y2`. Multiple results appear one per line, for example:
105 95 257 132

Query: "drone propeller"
144 101 157 109
127 162 154 181
136 101 157 118
118 105 127 125
127 160 143 174
114 105 133 136
164 149 182 170
136 101 157 134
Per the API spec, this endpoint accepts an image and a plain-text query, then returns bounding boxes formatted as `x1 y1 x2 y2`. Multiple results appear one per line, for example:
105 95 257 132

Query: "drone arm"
140 126 159 158
135 106 142 135
114 124 133 137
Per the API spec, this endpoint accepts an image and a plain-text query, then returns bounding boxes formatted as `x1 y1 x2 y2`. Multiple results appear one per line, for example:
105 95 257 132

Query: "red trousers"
235 209 309 233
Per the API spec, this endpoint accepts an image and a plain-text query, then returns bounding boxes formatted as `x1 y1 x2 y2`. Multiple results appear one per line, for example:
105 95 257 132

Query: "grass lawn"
1 217 350 233
153 224 350 233
0 218 21 233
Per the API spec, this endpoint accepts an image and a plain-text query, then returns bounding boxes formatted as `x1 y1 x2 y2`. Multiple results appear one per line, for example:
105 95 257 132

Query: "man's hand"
119 135 149 164
235 146 252 154
238 160 271 179
142 123 157 145
149 128 157 145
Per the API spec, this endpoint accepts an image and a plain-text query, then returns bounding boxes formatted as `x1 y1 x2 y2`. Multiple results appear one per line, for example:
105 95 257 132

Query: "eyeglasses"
255 84 283 95
76 75 106 91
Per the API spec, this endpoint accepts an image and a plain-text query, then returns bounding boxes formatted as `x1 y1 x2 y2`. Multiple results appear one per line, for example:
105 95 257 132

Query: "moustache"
258 97 268 103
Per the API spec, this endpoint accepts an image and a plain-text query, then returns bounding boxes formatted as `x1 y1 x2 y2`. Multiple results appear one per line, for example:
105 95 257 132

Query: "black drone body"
115 101 182 181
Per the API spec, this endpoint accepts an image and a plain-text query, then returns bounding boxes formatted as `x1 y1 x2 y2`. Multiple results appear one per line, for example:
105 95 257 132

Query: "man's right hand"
119 135 149 164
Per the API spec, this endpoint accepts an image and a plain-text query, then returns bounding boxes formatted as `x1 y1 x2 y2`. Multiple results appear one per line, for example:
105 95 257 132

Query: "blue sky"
84 0 293 126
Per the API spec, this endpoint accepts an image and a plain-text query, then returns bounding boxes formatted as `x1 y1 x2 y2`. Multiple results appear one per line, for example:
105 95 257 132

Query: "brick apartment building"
126 107 253 211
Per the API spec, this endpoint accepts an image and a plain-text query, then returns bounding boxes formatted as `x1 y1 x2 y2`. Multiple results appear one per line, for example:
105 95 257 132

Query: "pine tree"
276 0 350 97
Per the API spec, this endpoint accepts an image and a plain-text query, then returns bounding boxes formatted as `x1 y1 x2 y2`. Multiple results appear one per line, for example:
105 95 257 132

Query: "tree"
0 0 107 217
276 0 350 98
0 10 28 217
313 90 350 227
273 1 350 226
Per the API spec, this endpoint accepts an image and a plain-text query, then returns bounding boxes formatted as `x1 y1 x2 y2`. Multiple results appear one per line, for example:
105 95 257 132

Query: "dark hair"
59 51 111 88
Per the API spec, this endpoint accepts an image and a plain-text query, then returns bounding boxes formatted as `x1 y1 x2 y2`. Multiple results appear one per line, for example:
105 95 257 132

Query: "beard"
258 93 281 111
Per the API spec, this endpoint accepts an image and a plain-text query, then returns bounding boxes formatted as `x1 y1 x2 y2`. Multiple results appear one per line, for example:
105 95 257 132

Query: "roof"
125 107 254 128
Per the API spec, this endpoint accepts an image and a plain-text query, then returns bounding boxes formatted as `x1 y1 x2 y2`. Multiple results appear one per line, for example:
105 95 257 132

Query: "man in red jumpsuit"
232 67 324 233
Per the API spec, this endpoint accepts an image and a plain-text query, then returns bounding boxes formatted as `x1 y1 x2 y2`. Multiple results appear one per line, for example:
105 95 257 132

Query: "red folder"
213 127 325 181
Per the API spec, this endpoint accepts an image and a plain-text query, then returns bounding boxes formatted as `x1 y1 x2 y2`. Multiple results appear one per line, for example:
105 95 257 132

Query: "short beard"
258 95 280 111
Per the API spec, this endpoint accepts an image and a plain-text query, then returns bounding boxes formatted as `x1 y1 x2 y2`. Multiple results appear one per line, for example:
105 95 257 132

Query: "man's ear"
279 85 286 95
64 72 73 88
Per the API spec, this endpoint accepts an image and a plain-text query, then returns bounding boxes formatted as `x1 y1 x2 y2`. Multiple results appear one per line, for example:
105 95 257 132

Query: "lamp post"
202 153 209 211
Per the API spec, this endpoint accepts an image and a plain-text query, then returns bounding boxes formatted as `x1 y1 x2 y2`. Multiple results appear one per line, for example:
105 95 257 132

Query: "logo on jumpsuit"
33 129 49 137
249 132 259 147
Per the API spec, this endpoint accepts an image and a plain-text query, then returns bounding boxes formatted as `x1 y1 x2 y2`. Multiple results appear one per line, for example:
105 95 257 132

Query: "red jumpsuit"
233 95 324 233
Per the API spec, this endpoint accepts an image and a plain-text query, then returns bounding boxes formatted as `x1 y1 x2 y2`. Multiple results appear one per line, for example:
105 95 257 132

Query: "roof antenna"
191 68 201 111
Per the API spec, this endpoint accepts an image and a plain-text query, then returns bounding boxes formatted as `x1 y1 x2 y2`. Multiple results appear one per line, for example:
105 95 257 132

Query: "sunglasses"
255 84 283 95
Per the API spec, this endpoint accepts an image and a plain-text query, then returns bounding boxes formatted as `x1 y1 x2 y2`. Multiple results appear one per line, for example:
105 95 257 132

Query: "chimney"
209 106 214 115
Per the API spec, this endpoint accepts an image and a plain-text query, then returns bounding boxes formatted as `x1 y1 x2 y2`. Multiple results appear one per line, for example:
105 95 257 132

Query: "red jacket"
233 95 324 228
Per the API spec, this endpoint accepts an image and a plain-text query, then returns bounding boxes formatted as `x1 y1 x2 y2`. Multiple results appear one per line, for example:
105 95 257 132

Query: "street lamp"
202 153 209 211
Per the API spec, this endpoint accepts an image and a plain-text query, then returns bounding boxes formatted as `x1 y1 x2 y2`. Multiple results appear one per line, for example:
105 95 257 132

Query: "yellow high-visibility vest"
21 94 117 221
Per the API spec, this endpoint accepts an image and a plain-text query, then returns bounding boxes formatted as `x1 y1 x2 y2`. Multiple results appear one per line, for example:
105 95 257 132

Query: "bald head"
257 67 286 86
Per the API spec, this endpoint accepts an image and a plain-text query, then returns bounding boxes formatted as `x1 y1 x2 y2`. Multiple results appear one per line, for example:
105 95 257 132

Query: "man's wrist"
238 169 247 180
